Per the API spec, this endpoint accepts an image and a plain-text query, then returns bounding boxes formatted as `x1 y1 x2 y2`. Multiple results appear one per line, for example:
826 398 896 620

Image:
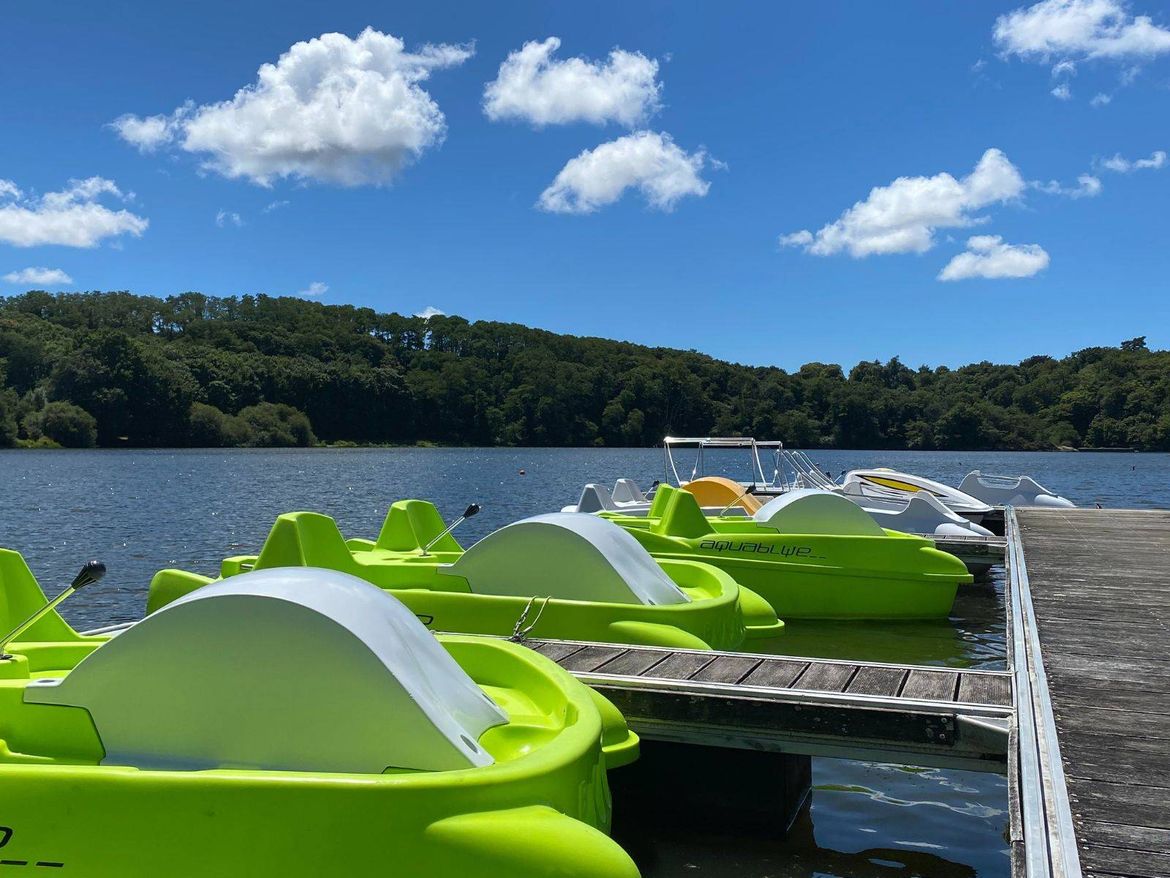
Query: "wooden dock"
929 531 1007 573
534 639 1012 771
1011 508 1170 878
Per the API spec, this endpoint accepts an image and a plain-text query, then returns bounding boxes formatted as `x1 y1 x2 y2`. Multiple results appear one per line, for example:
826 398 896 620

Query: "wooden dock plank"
793 662 856 692
594 648 669 677
1018 507 1170 878
846 665 906 697
691 655 762 684
558 645 626 672
901 669 958 701
649 651 715 680
532 640 585 662
958 673 1012 706
741 658 807 689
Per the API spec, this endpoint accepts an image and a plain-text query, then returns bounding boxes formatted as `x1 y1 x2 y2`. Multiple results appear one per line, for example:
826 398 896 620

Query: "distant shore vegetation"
1 291 1167 451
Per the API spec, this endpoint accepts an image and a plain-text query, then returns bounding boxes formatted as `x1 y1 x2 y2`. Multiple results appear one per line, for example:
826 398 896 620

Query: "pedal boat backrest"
612 479 647 504
27 568 508 773
443 514 690 606
752 489 887 536
0 549 84 643
376 500 463 552
650 488 715 539
574 484 619 513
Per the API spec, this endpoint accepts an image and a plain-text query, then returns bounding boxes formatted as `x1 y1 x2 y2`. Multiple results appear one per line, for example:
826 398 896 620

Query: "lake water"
2 447 1167 877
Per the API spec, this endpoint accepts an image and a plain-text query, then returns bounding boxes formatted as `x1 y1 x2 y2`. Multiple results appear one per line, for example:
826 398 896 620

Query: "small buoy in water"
519 469 526 475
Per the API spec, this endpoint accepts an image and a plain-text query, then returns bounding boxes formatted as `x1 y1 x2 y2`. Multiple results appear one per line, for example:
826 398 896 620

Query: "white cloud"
538 131 712 214
1100 149 1166 171
108 104 190 152
298 281 328 298
1119 63 1142 83
1032 172 1103 196
215 209 243 228
1051 82 1073 98
483 37 661 127
938 235 1050 281
113 29 473 186
780 148 1026 258
994 0 1170 60
0 175 148 248
415 305 445 319
262 199 290 213
1052 59 1078 75
1090 91 1114 104
2 267 73 286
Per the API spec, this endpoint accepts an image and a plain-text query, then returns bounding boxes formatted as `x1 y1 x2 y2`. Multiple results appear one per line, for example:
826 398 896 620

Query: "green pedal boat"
0 549 640 877
597 486 972 620
149 502 782 649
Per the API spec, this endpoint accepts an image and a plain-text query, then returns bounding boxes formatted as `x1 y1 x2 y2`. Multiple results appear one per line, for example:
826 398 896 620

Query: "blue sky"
1 0 1167 370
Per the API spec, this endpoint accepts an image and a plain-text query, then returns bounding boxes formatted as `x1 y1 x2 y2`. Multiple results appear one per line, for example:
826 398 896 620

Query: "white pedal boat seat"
853 491 995 537
958 471 1075 508
753 488 887 536
443 513 689 606
26 568 507 773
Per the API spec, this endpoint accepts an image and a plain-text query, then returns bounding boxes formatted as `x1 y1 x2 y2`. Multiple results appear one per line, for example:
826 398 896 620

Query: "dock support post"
610 741 812 835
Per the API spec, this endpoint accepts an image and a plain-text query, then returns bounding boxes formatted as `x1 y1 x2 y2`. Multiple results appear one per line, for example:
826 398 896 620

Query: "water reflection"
747 567 1005 669
614 758 1007 877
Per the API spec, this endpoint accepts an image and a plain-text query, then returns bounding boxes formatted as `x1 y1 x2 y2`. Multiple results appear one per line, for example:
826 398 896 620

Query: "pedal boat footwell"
150 503 783 649
0 551 639 878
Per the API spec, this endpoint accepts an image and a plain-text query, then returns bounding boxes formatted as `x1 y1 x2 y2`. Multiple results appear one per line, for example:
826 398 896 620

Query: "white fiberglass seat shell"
612 479 648 504
26 568 507 773
443 513 690 606
753 488 887 536
958 471 1075 508
852 491 995 537
841 468 993 518
563 483 621 513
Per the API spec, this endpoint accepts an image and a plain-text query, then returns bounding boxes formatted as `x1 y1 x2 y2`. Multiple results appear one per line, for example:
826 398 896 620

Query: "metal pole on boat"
420 505 480 556
716 485 757 518
0 560 106 660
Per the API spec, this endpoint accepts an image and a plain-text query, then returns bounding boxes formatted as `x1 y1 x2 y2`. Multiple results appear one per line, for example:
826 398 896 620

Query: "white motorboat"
957 471 1076 508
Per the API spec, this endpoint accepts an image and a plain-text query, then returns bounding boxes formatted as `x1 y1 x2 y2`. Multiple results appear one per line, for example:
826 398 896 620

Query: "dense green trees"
22 401 98 447
0 291 1167 450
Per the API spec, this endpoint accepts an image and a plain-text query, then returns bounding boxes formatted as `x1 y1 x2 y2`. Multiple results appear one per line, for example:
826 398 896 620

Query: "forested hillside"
0 291 1167 450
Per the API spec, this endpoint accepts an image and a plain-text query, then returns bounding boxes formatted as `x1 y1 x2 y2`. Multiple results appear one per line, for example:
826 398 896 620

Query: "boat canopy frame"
662 436 788 491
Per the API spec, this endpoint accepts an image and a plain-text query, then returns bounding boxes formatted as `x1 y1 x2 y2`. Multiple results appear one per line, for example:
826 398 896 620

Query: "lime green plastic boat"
149 502 783 650
597 486 972 620
0 549 641 877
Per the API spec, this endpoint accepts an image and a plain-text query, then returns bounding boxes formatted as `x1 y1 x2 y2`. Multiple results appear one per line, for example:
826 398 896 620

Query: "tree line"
0 290 1166 450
